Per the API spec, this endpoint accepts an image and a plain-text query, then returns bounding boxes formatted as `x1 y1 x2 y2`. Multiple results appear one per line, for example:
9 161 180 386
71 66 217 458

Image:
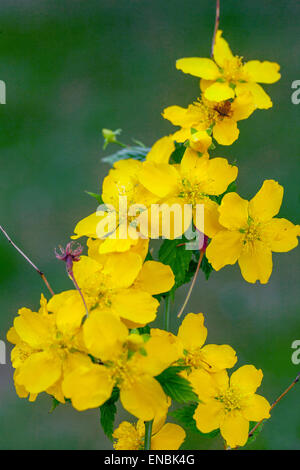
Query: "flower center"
216 388 242 412
240 220 262 245
179 179 206 207
189 99 217 128
221 56 245 82
214 101 233 120
109 356 136 389
184 348 212 370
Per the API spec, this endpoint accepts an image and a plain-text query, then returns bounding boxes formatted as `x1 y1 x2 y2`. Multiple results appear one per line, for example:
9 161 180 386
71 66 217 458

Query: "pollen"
179 179 206 207
109 356 136 389
241 222 262 245
216 388 243 413
222 56 245 82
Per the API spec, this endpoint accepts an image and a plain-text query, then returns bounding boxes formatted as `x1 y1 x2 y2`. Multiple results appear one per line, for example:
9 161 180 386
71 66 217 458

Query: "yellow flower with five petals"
176 30 280 109
206 180 300 283
163 93 255 146
192 365 270 448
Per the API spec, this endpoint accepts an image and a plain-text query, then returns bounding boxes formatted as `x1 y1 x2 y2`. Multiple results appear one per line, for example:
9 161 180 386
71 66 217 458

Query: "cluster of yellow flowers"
7 30 300 450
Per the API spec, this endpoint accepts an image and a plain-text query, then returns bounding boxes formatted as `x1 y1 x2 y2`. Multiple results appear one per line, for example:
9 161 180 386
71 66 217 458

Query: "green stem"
164 295 171 331
144 420 153 450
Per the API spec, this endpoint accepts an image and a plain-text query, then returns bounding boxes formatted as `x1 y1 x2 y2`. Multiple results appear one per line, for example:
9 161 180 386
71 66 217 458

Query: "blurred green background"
0 0 299 450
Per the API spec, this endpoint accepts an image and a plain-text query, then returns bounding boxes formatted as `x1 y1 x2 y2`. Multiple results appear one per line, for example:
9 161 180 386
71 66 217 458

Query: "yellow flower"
192 365 270 448
177 313 237 373
113 417 186 450
8 293 88 397
71 254 174 327
139 147 238 238
163 93 255 146
176 30 280 109
63 313 181 419
72 159 159 253
206 180 300 283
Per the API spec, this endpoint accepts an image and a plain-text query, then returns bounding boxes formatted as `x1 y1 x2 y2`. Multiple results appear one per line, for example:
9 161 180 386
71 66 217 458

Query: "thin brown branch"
211 0 220 57
0 224 55 296
177 250 204 319
248 372 300 440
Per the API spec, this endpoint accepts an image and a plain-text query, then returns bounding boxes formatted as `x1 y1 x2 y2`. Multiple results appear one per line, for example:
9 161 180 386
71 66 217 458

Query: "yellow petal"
180 146 209 183
83 310 128 361
135 329 182 376
139 161 179 198
17 351 62 394
238 241 273 284
220 411 249 448
200 157 238 196
63 363 114 411
230 365 263 394
98 236 138 254
176 57 220 80
236 82 272 109
200 78 215 93
204 82 235 102
172 128 193 142
194 399 224 433
249 180 283 222
146 136 175 164
206 229 244 271
135 261 175 295
200 198 224 238
213 117 239 145
231 92 256 121
219 192 249 230
213 30 234 67
120 375 167 421
47 379 65 404
242 394 271 422
188 368 227 401
112 288 159 325
151 423 186 450
72 255 104 292
178 313 207 350
7 327 20 345
243 60 281 84
11 342 34 368
72 212 108 240
162 106 196 128
101 251 142 289
200 344 237 372
49 290 85 335
14 310 54 349
265 218 299 252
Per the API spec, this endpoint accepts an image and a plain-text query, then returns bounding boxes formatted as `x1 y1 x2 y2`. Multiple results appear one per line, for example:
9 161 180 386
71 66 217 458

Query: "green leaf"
247 421 265 445
85 191 103 205
99 387 120 441
171 403 220 438
169 142 187 164
155 366 198 403
159 239 193 291
49 397 60 413
102 146 150 165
